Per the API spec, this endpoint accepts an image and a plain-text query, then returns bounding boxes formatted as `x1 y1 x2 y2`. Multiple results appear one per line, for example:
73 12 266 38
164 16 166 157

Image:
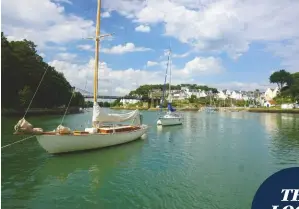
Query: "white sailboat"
13 0 148 154
157 47 183 126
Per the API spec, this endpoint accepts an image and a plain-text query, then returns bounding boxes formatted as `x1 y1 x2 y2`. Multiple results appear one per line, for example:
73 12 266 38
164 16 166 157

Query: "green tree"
84 101 93 108
111 98 121 107
272 71 299 103
289 72 299 101
1 32 82 109
269 69 292 89
103 101 110 107
188 95 197 103
128 84 218 98
18 85 33 107
70 92 85 107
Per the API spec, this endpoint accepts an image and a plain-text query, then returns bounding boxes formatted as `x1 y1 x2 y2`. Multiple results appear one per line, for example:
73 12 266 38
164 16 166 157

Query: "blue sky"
2 0 299 95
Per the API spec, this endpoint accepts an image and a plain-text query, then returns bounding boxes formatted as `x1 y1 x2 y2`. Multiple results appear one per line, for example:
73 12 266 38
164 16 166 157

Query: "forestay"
92 102 141 124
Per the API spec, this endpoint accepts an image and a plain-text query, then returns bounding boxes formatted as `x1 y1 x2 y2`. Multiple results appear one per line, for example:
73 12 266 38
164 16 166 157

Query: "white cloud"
265 39 299 72
213 82 275 91
49 58 162 96
56 52 77 61
102 0 147 19
101 11 111 18
135 25 151 32
104 0 299 62
77 44 93 51
2 0 94 48
48 55 225 96
40 53 46 58
52 0 72 4
179 56 224 76
49 55 274 95
101 43 152 54
147 61 158 67
115 87 131 95
44 46 67 51
172 52 191 58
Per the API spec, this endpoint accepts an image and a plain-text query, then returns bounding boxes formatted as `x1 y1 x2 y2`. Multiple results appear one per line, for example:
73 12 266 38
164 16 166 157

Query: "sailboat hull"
157 117 182 126
36 125 148 154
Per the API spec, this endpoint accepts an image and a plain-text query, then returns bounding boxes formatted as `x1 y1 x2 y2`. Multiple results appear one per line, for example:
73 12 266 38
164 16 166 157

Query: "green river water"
1 110 299 209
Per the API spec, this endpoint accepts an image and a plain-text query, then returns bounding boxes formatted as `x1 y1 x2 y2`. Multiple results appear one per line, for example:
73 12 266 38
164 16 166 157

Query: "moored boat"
156 46 183 126
35 124 148 154
13 0 148 154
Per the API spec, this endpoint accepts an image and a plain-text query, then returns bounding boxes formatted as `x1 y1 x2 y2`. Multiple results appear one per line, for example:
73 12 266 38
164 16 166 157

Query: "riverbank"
110 106 299 113
218 107 299 113
247 108 299 114
110 106 149 110
111 107 199 111
1 107 82 116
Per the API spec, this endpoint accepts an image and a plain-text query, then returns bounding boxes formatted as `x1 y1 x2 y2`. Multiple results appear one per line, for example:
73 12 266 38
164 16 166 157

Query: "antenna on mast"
82 33 114 41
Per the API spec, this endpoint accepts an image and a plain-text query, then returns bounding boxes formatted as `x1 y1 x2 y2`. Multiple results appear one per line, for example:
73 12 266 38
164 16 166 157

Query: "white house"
223 90 231 97
181 87 198 98
198 90 207 98
264 87 279 101
171 90 188 100
242 94 249 101
281 104 294 109
230 91 243 100
120 99 140 104
217 91 227 100
263 100 276 107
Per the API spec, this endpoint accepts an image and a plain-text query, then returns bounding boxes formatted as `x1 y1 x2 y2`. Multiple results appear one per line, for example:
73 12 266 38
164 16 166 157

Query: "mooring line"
1 135 36 149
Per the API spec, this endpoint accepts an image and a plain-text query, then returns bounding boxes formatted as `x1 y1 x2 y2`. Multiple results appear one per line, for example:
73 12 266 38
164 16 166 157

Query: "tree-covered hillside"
1 32 84 109
128 84 218 98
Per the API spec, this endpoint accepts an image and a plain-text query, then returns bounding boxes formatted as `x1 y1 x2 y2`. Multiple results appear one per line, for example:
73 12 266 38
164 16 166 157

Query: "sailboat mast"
168 48 172 99
160 51 169 110
94 0 101 103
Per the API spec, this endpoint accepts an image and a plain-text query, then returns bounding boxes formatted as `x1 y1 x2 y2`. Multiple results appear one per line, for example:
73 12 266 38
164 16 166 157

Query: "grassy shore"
2 107 82 116
110 106 299 114
112 107 200 111
110 106 149 110
247 108 299 114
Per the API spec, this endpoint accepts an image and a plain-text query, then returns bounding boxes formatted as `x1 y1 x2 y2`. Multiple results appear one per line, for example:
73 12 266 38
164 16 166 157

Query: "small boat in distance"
13 0 148 154
157 47 183 126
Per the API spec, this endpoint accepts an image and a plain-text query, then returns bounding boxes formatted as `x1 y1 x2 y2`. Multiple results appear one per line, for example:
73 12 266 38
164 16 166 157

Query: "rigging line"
168 45 172 101
23 65 50 119
168 41 172 99
1 135 36 149
84 77 88 91
60 89 75 126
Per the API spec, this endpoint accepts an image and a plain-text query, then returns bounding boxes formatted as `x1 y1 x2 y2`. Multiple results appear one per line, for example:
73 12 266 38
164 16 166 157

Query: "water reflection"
37 140 144 185
258 113 299 165
259 113 279 134
156 125 184 142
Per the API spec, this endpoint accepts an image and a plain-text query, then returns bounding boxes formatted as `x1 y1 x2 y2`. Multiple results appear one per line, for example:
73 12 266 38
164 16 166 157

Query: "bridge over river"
76 87 165 108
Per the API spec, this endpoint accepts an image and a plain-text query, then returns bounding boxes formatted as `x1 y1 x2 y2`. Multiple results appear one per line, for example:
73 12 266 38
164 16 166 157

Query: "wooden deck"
14 125 141 136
